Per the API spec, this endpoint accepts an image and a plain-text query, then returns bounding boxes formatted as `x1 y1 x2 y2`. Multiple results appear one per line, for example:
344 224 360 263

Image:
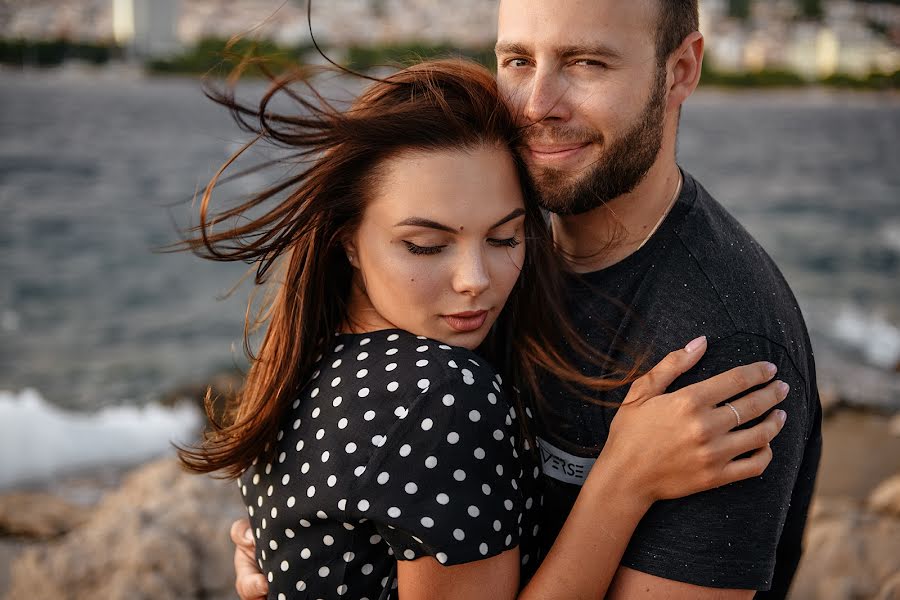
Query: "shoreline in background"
2 37 899 91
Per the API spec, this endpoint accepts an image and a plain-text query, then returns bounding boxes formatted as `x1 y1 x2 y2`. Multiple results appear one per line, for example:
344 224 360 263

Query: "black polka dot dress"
239 329 542 599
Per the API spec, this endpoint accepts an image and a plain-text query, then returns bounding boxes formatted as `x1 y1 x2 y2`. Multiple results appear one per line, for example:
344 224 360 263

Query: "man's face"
496 0 669 214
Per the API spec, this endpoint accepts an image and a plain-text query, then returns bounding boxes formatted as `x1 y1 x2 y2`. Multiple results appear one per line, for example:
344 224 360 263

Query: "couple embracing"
179 1 821 598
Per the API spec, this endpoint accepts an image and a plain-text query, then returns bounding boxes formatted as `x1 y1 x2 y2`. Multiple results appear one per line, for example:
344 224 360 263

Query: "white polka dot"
256 496 263 507
261 519 266 530
388 506 401 518
337 584 348 595
504 499 514 510
416 359 429 367
300 519 311 528
453 469 466 481
282 474 290 485
321 450 330 462
525 497 533 509
280 560 289 572
301 462 310 474
385 362 397 371
343 522 354 531
358 499 370 511
362 563 374 575
425 456 438 469
399 444 411 457
316 428 325 440
318 566 330 577
386 348 398 356
354 465 366 476
311 387 320 398
252 474 260 485
331 377 341 387
343 551 355 562
533 525 540 536
364 410 376 421
332 359 342 368
287 496 296 507
317 510 328 519
296 440 304 451
436 493 450 505
327 475 337 487
267 485 274 497
417 378 430 390
387 381 399 392
333 396 343 408
377 472 390 485
493 519 502 531
506 534 513 546
405 482 418 494
468 505 480 517
267 572 273 582
448 360 458 368
468 410 481 422
496 464 504 476
453 528 465 541
372 434 386 447
442 394 455 406
421 418 433 431
293 418 301 430
487 392 497 404
479 543 488 555
357 351 369 360
358 387 370 398
493 429 504 441
394 406 408 419
285 528 295 538
416 345 429 352
338 499 347 511
474 447 485 459
311 407 320 418
447 431 459 444
420 516 434 528
360 337 371 346
270 539 279 551
296 580 306 591
307 485 315 497
323 534 334 546
345 442 357 454
436 552 448 564
301 548 311 559
369 534 382 545
461 369 474 384
338 417 348 429
265 463 273 474
401 549 415 560
387 333 399 341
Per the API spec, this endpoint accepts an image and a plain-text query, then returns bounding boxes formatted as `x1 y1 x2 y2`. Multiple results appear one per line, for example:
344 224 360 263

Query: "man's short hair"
654 0 699 64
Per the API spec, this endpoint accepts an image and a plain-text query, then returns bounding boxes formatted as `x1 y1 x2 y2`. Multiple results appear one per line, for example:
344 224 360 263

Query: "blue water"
1 72 898 411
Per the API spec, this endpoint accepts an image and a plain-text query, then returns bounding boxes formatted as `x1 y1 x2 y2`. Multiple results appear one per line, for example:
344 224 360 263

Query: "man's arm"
609 567 754 599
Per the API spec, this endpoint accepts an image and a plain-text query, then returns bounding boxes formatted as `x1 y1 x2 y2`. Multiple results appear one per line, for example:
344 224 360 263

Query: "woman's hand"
598 336 788 506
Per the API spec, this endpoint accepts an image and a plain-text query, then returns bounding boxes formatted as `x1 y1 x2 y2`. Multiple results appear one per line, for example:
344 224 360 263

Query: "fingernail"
765 362 777 376
777 409 787 424
685 336 706 353
777 381 790 398
244 528 254 542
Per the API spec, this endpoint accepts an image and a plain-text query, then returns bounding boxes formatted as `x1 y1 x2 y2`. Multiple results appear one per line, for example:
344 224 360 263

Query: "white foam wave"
0 389 202 489
831 306 900 370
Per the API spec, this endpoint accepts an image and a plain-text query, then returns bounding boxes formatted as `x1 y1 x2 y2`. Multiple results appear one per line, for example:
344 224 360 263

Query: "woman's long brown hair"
176 58 644 478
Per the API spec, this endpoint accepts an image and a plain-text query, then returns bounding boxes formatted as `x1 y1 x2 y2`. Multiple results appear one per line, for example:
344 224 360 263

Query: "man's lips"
526 142 591 161
443 310 489 333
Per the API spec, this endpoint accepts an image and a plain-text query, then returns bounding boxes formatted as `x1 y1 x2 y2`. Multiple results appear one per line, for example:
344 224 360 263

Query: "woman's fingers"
624 336 708 402
712 380 789 431
680 361 778 407
718 443 775 486
717 409 786 462
231 519 268 600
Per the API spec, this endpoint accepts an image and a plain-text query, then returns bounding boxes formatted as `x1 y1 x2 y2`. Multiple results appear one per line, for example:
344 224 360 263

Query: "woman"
179 59 787 599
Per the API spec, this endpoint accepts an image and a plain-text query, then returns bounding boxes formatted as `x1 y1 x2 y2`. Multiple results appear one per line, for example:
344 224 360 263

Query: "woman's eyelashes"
402 235 522 256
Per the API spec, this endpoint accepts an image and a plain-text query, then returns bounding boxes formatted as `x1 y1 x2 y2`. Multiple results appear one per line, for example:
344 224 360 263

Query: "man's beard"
523 71 668 216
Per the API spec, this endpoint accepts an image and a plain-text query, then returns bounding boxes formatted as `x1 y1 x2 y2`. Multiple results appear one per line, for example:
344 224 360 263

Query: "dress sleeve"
346 353 523 566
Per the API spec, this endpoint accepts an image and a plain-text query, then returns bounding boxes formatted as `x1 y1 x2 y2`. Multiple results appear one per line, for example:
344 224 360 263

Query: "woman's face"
345 144 526 350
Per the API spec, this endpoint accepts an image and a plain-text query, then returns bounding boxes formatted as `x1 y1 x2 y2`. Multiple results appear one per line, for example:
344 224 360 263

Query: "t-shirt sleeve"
347 355 523 566
619 332 817 591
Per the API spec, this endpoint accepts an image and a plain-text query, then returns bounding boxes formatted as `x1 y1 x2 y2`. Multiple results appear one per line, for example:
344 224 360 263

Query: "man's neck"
551 157 682 274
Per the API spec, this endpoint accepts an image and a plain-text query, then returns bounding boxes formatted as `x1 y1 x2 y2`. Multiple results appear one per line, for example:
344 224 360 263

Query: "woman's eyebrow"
394 208 525 233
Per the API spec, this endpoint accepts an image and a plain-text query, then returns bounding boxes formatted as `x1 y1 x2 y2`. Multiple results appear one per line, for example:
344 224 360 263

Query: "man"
233 0 821 597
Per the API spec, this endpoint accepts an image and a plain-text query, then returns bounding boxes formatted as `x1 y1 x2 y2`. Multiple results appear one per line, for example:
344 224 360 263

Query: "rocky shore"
1 391 899 599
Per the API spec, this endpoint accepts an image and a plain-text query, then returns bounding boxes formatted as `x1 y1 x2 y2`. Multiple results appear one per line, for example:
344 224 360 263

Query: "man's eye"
574 59 607 68
403 241 445 256
503 58 530 68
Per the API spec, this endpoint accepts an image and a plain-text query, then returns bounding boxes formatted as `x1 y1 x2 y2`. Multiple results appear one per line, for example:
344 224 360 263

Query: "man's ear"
667 31 704 112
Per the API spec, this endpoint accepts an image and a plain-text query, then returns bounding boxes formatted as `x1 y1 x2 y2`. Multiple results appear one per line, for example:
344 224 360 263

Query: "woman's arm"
398 337 786 600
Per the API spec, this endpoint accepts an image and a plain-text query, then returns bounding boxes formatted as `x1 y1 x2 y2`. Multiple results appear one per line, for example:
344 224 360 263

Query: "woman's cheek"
368 251 445 314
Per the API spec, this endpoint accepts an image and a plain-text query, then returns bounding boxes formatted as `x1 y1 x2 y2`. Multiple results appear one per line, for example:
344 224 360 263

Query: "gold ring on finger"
725 401 742 427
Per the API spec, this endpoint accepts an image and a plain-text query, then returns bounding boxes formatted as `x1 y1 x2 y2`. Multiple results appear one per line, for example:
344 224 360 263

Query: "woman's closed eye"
403 241 446 255
488 236 522 248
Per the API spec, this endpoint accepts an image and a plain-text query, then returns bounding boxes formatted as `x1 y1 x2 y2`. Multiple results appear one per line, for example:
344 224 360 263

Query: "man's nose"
523 68 570 124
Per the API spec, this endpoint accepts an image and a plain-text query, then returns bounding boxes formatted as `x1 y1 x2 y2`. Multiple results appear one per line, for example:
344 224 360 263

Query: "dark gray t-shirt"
533 170 822 597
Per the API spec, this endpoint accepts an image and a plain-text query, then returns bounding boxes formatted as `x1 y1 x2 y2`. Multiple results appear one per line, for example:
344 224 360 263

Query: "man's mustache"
519 124 603 146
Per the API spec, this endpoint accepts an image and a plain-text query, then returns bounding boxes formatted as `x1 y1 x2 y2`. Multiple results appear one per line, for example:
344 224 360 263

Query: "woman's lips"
443 310 489 333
